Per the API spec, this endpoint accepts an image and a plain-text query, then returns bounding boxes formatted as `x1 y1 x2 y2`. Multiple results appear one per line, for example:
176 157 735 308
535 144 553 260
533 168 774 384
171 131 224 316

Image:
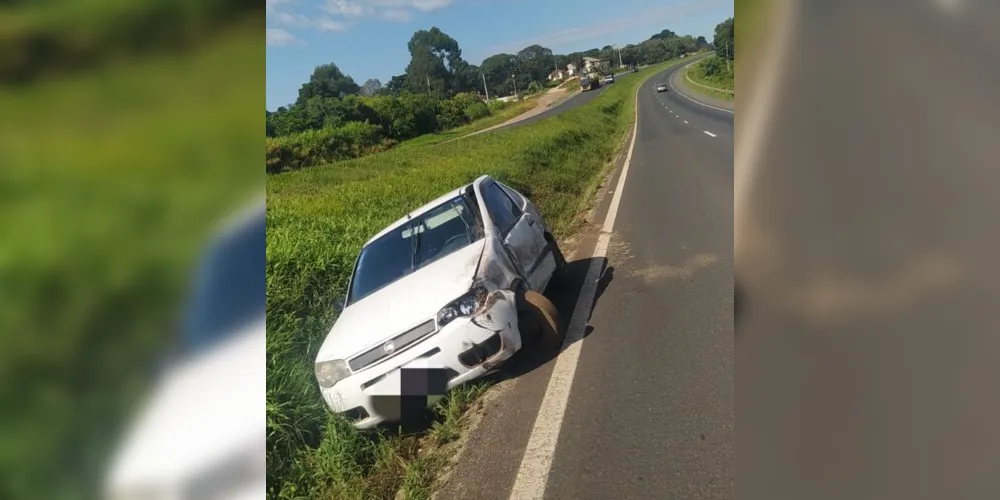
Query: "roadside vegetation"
685 18 735 101
0 3 262 499
264 21 712 172
266 56 689 499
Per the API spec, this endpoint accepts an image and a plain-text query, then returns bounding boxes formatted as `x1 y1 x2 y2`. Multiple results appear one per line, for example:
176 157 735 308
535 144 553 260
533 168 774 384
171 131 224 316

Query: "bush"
464 101 489 121
526 81 544 95
265 122 386 173
487 99 508 112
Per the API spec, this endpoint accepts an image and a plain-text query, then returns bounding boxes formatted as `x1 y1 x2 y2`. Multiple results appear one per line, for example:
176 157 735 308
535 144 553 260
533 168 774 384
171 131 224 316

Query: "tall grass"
0 19 262 500
265 57 685 498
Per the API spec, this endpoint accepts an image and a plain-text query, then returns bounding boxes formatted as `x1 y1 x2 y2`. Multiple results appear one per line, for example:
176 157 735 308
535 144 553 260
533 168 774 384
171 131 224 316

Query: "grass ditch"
265 56 686 499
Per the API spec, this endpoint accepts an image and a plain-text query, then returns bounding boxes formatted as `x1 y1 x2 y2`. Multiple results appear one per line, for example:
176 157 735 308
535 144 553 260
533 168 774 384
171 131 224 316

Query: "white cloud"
266 0 293 12
380 8 413 22
267 28 302 46
316 17 349 31
322 0 368 16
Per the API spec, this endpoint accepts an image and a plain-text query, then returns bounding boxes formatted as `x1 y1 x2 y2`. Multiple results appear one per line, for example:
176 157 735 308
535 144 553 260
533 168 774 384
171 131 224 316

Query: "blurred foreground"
0 2 263 499
737 0 1000 498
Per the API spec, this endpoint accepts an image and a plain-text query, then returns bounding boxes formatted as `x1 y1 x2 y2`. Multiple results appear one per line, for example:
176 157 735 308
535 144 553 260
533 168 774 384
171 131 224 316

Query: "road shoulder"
432 113 638 500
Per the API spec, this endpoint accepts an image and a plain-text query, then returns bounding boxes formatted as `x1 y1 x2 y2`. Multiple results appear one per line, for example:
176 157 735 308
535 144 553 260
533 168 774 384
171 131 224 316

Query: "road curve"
436 63 734 500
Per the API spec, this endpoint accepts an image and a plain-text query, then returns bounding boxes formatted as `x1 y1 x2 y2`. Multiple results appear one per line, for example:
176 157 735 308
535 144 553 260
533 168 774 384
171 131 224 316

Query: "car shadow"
486 256 614 383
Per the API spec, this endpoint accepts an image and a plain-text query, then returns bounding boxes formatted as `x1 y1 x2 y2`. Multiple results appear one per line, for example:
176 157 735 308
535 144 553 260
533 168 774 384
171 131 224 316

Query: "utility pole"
512 73 518 96
481 72 489 101
425 73 431 92
616 45 623 69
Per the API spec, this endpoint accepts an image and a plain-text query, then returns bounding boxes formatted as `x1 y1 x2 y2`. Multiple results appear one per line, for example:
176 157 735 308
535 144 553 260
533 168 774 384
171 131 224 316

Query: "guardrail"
684 64 735 95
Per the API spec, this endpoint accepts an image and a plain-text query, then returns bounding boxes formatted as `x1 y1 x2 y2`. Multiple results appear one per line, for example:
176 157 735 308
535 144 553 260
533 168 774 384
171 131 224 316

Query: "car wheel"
517 290 564 352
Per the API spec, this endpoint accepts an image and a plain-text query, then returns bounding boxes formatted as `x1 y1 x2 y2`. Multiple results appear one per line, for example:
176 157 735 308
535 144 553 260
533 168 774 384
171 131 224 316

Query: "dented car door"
478 181 550 291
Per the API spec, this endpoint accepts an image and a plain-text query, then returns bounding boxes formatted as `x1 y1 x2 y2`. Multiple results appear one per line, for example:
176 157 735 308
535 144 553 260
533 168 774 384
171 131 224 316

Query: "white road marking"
704 131 717 137
508 68 645 500
684 120 689 124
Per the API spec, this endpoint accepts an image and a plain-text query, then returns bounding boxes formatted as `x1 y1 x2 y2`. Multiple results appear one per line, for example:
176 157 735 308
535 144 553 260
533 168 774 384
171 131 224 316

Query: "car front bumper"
319 289 522 428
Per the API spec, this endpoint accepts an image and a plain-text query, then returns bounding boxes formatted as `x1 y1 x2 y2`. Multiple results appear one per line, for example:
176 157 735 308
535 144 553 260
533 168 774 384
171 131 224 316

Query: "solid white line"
508 67 646 500
668 63 735 115
704 131 717 137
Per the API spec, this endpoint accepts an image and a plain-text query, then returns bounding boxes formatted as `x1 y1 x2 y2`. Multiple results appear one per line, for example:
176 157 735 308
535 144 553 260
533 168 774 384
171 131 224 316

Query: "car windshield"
347 194 483 305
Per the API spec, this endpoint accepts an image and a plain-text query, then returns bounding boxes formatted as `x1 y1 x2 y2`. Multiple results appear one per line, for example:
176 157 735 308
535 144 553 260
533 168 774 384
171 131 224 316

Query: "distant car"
604 75 615 84
656 83 668 92
314 175 567 429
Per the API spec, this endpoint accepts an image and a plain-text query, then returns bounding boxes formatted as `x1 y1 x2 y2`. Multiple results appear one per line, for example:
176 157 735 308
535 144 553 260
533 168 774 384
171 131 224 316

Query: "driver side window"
482 182 522 236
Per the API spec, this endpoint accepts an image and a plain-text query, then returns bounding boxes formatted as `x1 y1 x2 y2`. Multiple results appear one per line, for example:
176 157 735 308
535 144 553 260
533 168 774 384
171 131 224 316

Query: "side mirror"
333 296 347 314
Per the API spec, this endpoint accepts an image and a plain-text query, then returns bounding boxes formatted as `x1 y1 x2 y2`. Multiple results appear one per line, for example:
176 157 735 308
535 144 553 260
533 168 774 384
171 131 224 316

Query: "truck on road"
580 74 601 91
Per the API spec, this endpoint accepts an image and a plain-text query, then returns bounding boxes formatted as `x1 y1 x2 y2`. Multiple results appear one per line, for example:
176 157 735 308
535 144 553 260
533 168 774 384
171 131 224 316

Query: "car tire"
517 290 564 352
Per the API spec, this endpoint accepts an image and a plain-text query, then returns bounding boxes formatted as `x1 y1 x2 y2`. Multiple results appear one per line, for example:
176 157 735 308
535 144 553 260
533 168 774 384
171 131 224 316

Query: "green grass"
0 17 262 500
686 56 735 101
265 56 687 499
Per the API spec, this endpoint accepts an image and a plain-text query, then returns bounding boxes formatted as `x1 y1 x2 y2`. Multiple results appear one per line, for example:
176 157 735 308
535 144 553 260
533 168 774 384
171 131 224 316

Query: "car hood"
316 239 486 362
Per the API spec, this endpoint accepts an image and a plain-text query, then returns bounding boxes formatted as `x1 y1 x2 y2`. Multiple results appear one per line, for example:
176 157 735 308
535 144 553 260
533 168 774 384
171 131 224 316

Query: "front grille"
348 319 437 371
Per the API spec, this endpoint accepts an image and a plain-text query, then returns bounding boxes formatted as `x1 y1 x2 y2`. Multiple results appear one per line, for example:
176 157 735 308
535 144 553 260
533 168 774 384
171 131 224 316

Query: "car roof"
364 174 491 246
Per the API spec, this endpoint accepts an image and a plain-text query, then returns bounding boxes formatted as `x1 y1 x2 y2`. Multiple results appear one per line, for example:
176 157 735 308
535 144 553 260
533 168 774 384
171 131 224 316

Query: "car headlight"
437 285 489 327
315 359 351 388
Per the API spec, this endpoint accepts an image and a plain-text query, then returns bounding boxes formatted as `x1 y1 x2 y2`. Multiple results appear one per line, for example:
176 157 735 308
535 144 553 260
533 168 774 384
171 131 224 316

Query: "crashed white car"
315 175 567 428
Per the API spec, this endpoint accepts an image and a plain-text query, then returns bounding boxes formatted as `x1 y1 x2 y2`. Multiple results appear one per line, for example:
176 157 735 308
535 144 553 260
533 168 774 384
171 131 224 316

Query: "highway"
437 61 734 499
738 1 1000 499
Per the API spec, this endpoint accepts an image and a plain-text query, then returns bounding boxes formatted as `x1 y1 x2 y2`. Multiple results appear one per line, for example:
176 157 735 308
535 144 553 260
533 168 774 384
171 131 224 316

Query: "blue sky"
266 0 733 110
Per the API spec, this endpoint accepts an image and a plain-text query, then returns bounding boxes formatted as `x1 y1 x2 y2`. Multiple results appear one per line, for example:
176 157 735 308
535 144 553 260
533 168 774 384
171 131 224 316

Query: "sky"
266 0 734 110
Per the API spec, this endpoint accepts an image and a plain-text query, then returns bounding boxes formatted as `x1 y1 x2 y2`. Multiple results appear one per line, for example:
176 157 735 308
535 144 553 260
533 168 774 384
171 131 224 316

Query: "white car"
315 175 567 428
104 200 266 500
656 83 668 92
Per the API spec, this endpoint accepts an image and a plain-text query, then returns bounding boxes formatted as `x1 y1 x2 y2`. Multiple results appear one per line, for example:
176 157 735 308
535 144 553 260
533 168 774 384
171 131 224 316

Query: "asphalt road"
438 62 733 499
497 70 643 132
738 1 1000 499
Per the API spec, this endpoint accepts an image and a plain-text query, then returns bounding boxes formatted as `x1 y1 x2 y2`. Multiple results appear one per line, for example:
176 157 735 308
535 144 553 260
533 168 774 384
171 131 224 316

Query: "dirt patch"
633 253 721 283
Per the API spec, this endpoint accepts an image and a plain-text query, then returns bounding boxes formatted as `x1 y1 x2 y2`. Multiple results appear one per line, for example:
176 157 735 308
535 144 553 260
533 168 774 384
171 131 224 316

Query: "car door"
479 181 550 290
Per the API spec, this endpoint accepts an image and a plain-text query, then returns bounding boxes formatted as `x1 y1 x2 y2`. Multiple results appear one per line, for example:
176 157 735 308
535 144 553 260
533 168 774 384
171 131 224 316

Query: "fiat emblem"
383 341 396 355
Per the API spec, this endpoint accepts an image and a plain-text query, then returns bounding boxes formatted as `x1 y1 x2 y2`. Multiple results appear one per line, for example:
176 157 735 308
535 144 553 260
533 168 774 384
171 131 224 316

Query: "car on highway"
656 83 668 92
604 74 615 84
314 175 567 429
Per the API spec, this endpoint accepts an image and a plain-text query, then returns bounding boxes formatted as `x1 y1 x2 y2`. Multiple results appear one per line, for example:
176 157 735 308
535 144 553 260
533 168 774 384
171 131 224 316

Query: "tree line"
265 22 728 173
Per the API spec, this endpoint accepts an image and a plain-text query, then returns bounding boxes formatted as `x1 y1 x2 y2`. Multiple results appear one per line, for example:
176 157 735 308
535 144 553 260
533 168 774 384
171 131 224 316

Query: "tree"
650 29 676 40
359 78 383 97
695 35 709 49
714 17 734 61
480 53 517 96
403 27 468 95
296 63 360 105
385 74 407 94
